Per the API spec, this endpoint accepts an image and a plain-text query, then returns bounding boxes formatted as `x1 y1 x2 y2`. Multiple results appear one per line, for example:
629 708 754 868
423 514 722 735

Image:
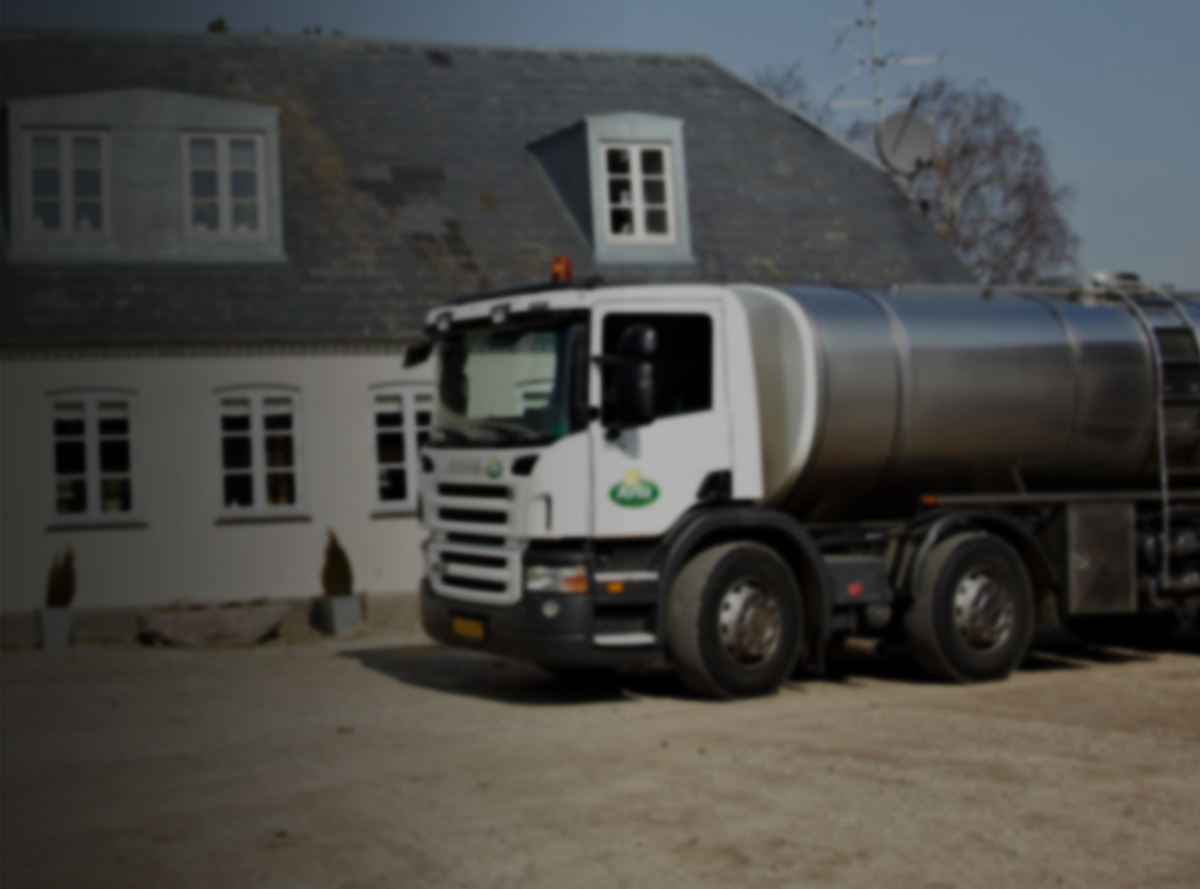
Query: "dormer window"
185 134 267 239
529 112 693 265
26 131 109 238
603 144 676 243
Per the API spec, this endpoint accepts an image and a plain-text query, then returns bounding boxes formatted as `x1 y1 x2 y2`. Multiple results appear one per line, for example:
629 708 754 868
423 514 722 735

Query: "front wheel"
905 533 1035 683
667 543 805 699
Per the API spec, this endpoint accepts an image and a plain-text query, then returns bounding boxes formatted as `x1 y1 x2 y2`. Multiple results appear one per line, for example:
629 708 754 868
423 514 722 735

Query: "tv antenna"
824 0 940 127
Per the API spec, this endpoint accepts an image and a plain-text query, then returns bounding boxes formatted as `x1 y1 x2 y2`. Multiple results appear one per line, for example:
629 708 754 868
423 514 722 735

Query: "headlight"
524 564 589 593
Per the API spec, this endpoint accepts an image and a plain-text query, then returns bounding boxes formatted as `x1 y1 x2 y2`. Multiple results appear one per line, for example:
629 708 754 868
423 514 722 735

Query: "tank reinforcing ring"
952 569 1015 651
718 579 783 663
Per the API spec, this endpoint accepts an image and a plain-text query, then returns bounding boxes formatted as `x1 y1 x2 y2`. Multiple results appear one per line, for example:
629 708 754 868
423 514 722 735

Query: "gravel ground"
3 627 1198 889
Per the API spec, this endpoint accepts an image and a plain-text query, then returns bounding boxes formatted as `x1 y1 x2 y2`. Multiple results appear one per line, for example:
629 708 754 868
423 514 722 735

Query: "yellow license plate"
451 616 486 641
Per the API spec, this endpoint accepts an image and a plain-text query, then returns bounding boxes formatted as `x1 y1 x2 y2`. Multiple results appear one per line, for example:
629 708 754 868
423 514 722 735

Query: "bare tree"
758 66 1079 285
903 78 1078 284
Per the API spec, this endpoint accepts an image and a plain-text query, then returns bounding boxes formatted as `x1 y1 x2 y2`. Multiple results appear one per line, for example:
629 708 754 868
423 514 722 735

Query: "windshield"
431 321 585 447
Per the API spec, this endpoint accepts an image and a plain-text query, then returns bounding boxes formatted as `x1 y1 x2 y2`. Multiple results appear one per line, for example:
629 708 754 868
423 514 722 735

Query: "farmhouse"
0 27 968 635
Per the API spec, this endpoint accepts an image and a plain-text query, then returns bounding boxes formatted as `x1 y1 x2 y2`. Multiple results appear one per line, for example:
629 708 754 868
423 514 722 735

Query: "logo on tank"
610 469 659 508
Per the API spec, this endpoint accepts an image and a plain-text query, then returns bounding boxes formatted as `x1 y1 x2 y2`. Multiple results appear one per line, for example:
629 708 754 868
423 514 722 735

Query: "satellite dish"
876 111 936 176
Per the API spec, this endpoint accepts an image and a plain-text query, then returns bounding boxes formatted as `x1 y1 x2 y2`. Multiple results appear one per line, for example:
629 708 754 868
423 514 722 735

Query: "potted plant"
39 547 75 650
317 531 360 636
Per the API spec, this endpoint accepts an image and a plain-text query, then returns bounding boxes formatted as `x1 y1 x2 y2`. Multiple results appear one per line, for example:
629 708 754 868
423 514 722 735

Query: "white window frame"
214 387 306 521
24 130 111 240
183 132 269 242
600 141 678 246
371 384 434 516
46 390 139 527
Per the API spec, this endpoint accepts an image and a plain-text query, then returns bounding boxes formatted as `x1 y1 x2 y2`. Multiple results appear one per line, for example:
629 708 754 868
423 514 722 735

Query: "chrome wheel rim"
717 579 782 663
953 570 1014 651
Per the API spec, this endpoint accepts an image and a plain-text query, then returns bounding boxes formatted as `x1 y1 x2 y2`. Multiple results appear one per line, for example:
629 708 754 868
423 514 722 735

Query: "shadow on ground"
344 623 1199 705
342 644 692 706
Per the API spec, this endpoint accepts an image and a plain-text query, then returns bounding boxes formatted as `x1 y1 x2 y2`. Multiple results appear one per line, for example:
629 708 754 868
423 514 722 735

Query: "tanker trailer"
415 271 1200 698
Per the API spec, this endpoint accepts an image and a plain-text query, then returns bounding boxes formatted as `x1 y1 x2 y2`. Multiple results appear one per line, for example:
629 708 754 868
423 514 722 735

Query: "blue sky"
4 0 1197 287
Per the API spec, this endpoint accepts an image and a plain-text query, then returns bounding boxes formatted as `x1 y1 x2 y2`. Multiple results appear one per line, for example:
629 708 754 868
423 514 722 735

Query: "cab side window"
603 313 713 419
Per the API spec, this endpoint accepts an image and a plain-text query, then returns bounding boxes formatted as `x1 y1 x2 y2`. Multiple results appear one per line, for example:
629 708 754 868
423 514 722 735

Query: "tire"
1061 613 1180 650
667 542 804 699
905 533 1035 683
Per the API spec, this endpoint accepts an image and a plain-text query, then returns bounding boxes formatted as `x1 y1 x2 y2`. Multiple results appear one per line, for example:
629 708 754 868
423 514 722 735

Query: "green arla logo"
485 456 503 479
610 470 659 508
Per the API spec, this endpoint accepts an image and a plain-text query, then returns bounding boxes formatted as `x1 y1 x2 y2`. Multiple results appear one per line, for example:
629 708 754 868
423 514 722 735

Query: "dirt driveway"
3 628 1198 889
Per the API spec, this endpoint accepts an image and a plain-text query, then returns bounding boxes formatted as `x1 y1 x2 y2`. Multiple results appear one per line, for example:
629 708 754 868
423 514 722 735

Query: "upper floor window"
603 144 676 244
48 391 138 525
185 134 267 239
372 385 434 515
26 131 109 238
217 388 304 519
6 90 284 264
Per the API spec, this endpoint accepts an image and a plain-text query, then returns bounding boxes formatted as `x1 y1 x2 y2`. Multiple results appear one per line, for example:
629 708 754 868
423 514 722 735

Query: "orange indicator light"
562 571 590 594
550 255 573 283
922 495 939 507
606 581 626 595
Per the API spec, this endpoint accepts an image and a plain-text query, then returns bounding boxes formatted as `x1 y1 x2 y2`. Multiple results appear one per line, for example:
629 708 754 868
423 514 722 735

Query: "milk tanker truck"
413 265 1200 698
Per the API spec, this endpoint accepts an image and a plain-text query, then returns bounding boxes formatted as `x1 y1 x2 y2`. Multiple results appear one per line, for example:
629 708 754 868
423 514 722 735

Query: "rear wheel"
905 533 1035 682
667 543 804 699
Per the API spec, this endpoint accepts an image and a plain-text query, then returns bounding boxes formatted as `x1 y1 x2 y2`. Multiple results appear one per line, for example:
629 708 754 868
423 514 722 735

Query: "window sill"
47 518 148 532
216 512 312 525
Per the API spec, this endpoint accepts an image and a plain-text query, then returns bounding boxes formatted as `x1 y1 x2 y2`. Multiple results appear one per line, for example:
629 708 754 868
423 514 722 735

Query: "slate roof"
0 28 971 348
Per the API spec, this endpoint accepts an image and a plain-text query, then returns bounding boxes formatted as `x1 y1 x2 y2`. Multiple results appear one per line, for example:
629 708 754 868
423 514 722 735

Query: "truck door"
590 299 732 538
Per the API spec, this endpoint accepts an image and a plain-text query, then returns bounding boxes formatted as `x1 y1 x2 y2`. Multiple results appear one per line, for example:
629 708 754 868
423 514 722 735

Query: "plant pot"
317 595 361 636
38 607 73 650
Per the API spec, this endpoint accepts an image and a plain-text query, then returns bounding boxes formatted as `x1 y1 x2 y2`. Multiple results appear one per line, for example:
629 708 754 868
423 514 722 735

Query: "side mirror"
614 359 655 427
605 324 656 432
618 325 657 359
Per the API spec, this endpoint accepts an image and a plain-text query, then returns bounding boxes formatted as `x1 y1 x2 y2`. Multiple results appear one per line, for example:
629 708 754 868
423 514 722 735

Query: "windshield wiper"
429 425 471 444
477 421 540 442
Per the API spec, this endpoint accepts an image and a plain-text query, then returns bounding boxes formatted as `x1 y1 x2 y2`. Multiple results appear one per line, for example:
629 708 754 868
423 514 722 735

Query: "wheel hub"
717 580 782 663
953 570 1014 650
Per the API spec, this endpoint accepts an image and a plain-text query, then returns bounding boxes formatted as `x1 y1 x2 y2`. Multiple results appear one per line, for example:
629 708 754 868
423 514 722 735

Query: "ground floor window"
372 385 433 514
48 390 138 524
217 388 304 518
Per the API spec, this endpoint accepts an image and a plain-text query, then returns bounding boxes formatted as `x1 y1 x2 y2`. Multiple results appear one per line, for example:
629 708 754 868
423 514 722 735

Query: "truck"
412 267 1200 698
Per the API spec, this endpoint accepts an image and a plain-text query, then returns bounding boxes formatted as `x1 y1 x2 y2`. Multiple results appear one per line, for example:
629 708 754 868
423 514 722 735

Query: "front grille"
448 533 506 547
444 551 507 569
441 575 507 593
429 536 523 604
438 484 510 500
425 462 519 603
439 508 506 525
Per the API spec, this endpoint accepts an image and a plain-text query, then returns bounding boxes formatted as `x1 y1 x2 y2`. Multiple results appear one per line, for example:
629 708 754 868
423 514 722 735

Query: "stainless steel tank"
732 285 1200 521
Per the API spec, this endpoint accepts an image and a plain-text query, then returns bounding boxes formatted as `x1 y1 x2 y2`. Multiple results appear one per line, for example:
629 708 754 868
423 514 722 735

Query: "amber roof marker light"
550 255 573 284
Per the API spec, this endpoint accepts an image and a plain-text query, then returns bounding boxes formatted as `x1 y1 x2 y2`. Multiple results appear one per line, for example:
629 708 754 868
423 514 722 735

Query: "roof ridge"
0 25 714 62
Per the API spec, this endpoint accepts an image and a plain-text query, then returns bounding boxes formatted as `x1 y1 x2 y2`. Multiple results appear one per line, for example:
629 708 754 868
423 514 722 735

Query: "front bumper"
420 579 664 669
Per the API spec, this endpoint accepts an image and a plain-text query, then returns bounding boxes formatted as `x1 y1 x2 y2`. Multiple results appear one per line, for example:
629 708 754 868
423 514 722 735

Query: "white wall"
0 352 433 613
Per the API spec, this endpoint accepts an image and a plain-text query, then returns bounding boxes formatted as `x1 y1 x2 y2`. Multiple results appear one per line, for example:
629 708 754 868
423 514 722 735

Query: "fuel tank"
732 285 1200 521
